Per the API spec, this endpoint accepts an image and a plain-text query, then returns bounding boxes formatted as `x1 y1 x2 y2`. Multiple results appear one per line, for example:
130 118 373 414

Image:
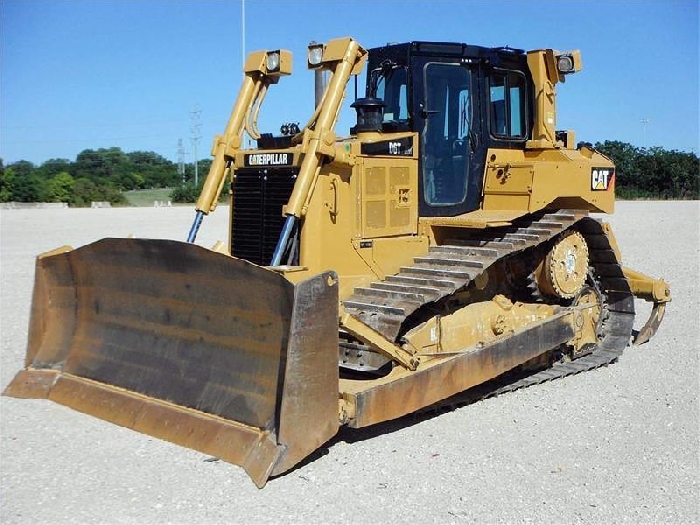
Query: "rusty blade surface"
4 238 340 487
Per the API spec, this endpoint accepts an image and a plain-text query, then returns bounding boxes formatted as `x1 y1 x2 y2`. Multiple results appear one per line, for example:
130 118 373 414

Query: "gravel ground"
1 201 698 524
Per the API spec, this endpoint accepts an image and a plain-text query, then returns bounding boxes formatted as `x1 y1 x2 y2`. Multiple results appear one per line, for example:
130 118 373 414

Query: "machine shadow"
270 380 497 482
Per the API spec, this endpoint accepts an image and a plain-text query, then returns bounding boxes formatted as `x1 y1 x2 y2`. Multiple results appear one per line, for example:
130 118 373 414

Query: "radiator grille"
231 168 297 266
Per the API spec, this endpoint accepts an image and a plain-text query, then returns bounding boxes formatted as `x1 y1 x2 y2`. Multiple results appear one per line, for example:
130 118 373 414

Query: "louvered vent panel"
231 169 297 266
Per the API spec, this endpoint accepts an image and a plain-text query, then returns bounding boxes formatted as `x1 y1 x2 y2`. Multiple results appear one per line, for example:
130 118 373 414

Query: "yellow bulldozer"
4 37 670 487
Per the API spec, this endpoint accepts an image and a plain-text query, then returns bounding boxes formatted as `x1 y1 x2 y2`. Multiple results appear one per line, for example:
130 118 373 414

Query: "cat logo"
591 168 615 191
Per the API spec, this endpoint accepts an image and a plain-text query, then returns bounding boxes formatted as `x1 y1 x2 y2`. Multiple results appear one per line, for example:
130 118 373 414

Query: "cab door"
413 57 484 217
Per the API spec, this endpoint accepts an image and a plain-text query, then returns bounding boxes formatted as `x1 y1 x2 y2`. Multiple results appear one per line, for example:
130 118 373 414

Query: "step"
429 245 500 258
543 212 579 222
470 233 528 246
413 256 485 268
505 232 540 242
353 287 428 303
518 227 554 237
445 239 516 250
385 274 459 290
399 265 472 281
342 300 407 316
370 281 443 300
528 221 564 230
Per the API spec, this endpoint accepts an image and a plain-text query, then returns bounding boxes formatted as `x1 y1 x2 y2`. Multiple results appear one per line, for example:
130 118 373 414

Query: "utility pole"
242 0 245 78
640 119 650 149
190 105 202 186
177 139 186 184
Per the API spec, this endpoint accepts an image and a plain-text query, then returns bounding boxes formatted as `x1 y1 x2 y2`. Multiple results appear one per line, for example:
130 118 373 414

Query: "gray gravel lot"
1 201 698 524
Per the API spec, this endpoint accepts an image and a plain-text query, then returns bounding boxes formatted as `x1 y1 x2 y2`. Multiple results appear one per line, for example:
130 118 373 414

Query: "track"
343 210 636 400
480 217 636 399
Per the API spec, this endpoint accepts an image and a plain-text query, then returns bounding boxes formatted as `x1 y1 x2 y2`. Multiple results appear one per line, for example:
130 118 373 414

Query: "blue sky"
1 0 698 165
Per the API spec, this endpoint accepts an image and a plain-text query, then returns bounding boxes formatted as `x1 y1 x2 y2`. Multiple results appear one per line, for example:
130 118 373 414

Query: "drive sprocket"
536 230 589 300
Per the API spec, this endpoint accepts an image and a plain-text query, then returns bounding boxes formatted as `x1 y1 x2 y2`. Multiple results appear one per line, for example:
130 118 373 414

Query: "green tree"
69 176 125 206
0 167 16 202
170 162 226 204
7 160 35 178
595 140 699 199
183 159 213 185
594 141 641 191
74 147 129 185
3 163 43 202
128 151 179 188
70 177 98 205
170 182 201 203
45 172 75 202
130 172 146 190
38 158 72 179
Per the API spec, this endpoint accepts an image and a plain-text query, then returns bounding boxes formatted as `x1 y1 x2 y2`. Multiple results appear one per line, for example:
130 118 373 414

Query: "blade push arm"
271 37 367 265
187 49 292 243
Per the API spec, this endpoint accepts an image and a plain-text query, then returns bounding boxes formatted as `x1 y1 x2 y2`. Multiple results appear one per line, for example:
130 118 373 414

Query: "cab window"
489 70 527 139
371 65 409 123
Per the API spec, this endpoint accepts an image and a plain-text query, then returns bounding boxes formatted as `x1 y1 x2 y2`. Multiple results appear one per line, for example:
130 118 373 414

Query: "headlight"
308 43 324 68
266 51 281 72
557 54 575 74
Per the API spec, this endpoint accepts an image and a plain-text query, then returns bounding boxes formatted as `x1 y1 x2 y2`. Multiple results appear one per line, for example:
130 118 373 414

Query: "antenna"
190 105 202 186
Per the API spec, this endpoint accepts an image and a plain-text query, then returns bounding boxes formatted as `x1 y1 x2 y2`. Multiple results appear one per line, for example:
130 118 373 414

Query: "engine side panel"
482 147 616 214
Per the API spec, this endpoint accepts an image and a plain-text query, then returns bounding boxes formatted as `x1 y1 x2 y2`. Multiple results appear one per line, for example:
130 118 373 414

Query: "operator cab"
363 42 532 217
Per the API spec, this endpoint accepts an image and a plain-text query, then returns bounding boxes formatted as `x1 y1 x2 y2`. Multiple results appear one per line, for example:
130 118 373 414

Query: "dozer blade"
3 238 340 487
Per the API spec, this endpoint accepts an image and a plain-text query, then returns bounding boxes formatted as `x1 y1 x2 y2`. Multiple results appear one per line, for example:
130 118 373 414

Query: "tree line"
0 142 697 205
593 141 698 199
0 147 211 205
